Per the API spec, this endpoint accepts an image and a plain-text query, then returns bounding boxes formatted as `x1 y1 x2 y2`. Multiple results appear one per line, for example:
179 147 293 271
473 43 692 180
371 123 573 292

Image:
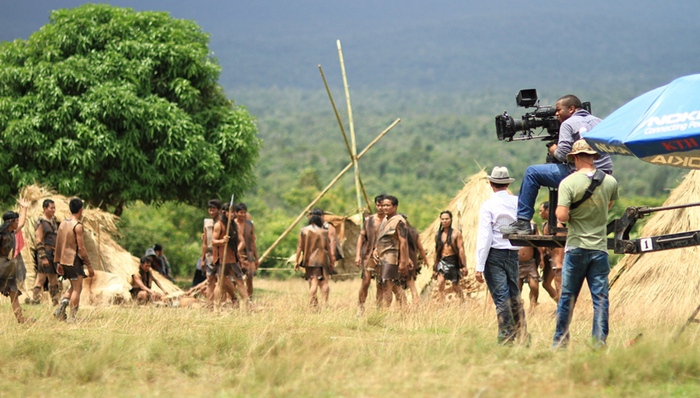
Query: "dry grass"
611 170 700 323
1 277 699 397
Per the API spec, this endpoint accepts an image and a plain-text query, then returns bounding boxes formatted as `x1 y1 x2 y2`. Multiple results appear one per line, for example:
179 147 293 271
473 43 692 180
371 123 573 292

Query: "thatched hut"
416 170 493 300
610 170 699 323
17 185 181 305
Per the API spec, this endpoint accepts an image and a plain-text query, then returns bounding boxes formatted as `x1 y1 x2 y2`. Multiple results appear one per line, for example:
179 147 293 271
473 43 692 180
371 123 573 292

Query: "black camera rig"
495 89 590 164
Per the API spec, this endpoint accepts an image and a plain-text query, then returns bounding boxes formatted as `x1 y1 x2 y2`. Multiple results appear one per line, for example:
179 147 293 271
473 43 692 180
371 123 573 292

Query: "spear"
216 194 235 302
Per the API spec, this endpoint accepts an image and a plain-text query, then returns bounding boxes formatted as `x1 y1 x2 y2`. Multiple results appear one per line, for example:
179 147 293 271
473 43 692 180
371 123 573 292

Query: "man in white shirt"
475 167 527 345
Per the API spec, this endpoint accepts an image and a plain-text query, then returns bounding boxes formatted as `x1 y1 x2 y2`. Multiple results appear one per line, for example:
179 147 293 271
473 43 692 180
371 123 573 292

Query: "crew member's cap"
567 139 601 163
144 248 157 257
487 166 515 184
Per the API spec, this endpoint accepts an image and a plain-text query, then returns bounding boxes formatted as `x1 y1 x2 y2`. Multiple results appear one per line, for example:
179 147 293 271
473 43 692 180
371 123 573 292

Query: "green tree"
0 4 261 214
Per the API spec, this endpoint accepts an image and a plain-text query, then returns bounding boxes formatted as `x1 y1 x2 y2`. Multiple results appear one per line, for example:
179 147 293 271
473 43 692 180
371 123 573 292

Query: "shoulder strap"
570 170 606 210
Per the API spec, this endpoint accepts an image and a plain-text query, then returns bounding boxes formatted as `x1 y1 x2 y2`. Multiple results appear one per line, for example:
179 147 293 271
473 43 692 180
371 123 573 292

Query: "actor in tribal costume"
29 199 61 305
434 210 467 303
54 198 94 322
374 195 409 308
0 200 32 323
234 203 259 299
130 256 169 304
295 211 335 307
212 203 250 308
355 194 387 310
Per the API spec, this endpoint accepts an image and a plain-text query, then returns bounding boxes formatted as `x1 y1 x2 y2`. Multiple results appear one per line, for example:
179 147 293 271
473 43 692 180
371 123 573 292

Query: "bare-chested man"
201 199 222 302
130 256 168 304
295 211 335 306
374 195 409 308
212 203 250 308
29 199 61 305
403 214 428 305
54 198 94 322
518 222 542 310
234 203 259 299
355 194 386 310
540 202 565 301
434 211 467 303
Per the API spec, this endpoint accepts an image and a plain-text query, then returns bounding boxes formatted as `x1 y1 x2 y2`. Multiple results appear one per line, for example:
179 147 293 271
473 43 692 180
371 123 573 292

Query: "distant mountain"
2 0 698 94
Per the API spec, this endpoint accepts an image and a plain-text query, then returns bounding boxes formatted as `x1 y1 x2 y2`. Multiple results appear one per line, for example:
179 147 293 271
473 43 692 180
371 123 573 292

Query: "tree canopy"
0 4 261 214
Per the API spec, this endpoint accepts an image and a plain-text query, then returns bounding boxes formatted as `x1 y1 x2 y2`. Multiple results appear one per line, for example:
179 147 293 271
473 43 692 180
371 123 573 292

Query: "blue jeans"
483 249 526 344
553 248 610 347
517 163 570 221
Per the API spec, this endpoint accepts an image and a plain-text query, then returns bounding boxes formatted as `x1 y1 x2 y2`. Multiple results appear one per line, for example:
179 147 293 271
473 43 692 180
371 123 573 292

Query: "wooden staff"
318 64 372 211
337 40 364 212
258 118 401 264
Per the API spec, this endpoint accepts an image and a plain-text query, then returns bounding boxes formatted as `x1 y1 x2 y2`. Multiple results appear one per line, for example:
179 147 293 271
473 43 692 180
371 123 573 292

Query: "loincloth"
519 258 541 282
437 255 461 284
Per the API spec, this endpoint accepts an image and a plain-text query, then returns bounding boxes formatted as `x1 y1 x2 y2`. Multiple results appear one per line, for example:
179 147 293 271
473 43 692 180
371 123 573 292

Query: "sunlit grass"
1 279 699 397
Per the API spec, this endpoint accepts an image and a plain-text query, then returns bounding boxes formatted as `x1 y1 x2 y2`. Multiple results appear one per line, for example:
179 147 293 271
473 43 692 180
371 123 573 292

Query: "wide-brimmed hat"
487 166 515 184
567 139 601 163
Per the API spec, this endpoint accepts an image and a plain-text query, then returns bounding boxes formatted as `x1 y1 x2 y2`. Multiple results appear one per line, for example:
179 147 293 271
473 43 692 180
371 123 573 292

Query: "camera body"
495 89 590 164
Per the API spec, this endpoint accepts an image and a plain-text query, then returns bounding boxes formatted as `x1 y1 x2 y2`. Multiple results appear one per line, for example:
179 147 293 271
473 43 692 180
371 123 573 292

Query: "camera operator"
501 95 613 235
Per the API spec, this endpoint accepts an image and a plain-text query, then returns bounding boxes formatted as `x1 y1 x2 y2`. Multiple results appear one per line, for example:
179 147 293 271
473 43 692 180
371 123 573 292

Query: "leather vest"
360 215 381 266
376 215 406 266
55 219 81 266
35 217 58 247
298 225 330 268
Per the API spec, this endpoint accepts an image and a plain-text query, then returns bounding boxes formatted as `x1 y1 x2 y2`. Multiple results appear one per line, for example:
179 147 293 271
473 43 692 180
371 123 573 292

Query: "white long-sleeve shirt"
475 190 521 272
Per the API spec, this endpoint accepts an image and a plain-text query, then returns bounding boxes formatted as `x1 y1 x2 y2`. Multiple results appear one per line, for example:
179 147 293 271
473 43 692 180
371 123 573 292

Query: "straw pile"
610 170 700 322
17 184 181 305
415 170 493 300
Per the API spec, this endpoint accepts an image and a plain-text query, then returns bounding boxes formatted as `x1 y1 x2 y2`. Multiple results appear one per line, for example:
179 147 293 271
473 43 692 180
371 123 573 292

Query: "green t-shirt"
558 170 619 251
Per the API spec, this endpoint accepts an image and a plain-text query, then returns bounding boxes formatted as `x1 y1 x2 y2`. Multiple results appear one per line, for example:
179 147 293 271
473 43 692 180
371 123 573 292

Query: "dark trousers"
483 248 526 344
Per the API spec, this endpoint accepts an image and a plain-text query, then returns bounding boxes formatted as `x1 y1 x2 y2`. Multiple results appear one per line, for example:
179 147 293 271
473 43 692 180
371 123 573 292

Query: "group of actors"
0 197 96 323
0 95 620 349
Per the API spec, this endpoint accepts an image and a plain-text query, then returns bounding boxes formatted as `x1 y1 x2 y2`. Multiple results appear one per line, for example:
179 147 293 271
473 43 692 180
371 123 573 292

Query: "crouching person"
130 256 168 304
54 198 94 322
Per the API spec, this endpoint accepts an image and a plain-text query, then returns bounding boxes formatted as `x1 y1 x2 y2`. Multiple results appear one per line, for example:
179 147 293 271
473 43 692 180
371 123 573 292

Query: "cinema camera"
495 89 590 163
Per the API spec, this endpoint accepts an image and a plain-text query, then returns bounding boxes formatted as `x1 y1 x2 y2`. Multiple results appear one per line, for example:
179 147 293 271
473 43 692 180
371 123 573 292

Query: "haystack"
17 185 181 305
610 170 700 322
287 213 363 280
416 170 492 300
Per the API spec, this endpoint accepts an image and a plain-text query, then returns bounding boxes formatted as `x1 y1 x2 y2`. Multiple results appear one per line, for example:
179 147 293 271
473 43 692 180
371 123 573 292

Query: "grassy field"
1 279 700 397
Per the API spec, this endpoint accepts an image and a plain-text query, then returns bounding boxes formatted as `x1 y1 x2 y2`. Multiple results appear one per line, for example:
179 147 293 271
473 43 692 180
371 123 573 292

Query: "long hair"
309 215 323 227
435 210 453 256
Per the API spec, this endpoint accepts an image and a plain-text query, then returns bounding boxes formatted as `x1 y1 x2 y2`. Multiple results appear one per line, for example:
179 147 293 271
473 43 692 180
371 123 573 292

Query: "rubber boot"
49 284 60 306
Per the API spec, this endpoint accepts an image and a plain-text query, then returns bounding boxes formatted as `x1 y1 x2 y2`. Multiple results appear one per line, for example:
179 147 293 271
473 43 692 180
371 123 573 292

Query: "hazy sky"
2 1 698 93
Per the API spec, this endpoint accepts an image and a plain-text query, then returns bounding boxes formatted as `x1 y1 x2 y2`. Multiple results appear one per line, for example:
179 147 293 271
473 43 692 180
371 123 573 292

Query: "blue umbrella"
584 74 700 169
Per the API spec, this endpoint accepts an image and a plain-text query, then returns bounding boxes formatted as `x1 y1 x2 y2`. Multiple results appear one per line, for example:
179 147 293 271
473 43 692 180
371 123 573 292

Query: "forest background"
1 0 696 278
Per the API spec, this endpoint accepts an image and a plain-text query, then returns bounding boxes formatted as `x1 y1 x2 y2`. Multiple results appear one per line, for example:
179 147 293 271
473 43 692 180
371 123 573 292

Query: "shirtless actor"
212 203 250 308
434 211 467 303
234 203 259 299
518 222 543 310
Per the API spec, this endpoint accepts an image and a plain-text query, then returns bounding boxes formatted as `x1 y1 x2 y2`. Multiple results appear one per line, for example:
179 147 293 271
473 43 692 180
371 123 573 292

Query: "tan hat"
567 139 601 163
487 166 515 184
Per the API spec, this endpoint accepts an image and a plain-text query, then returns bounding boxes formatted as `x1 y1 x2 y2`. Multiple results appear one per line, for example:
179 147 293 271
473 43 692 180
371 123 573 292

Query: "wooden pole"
258 118 401 263
97 227 104 271
318 65 372 211
337 40 363 212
